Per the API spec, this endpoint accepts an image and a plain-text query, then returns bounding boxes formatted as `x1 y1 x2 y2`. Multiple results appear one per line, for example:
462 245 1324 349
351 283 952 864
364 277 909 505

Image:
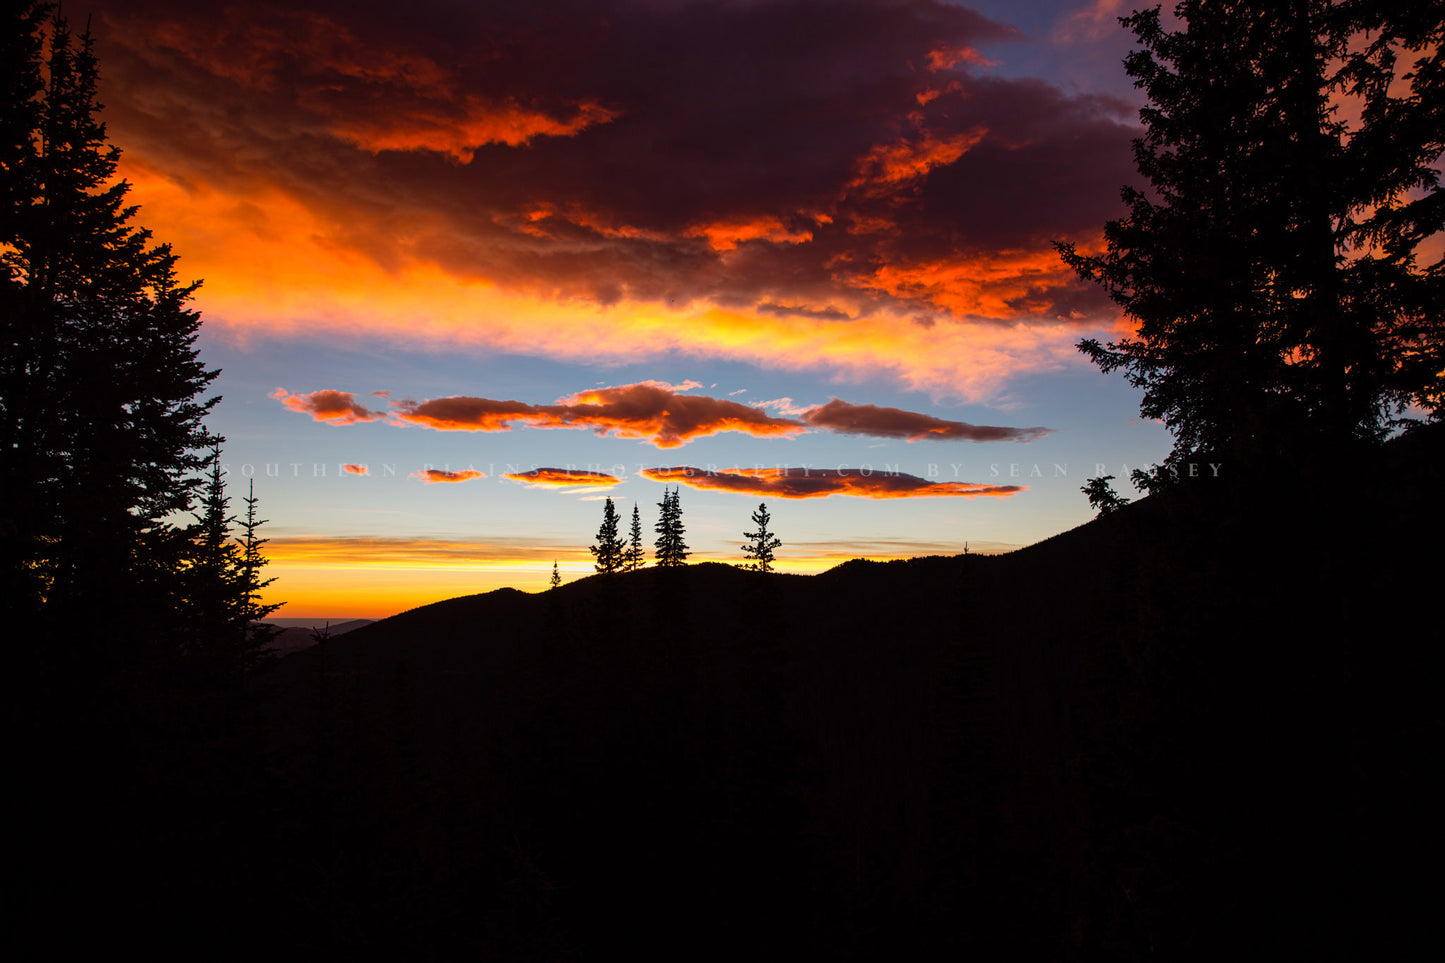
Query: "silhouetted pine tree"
184 453 280 681
187 447 242 650
590 497 626 574
550 560 562 589
235 477 281 658
742 501 782 572
624 502 645 570
2 13 288 933
1058 0 1443 488
1 3 221 667
653 487 689 567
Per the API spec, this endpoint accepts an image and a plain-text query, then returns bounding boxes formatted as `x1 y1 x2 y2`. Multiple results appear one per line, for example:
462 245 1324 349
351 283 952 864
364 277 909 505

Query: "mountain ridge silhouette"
248 424 1440 956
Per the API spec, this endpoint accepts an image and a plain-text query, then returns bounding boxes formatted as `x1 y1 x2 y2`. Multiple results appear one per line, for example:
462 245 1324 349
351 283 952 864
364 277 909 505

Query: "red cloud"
336 99 619 162
342 463 368 475
849 128 989 193
96 0 1133 361
271 388 383 424
283 381 1052 447
409 469 487 484
391 381 806 448
391 396 542 432
552 382 805 447
801 399 1051 442
641 466 1023 499
505 467 621 487
926 45 996 71
135 9 619 163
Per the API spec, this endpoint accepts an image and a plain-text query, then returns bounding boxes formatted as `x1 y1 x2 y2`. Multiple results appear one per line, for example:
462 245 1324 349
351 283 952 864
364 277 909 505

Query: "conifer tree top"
654 487 689 567
1058 1 1443 487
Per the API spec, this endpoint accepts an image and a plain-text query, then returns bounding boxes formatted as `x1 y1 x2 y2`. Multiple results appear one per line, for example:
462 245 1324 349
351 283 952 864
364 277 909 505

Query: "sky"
79 0 1177 617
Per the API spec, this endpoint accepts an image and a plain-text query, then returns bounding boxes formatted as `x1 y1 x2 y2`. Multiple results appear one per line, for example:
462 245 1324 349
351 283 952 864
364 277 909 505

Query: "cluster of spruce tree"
5 4 286 940
585 493 784 576
2 3 277 699
589 488 691 574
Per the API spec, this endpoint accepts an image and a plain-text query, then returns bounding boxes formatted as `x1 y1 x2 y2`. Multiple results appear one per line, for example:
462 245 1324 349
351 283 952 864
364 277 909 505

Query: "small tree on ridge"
590 497 626 574
654 487 689 567
742 502 782 573
624 502 646 571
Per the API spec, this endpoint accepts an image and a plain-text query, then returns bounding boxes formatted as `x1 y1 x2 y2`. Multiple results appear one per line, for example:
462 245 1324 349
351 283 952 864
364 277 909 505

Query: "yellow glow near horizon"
261 548 1015 619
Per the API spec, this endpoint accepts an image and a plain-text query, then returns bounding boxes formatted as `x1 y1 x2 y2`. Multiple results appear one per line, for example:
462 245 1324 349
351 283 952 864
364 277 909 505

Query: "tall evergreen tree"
4 11 282 938
550 560 562 589
1 3 222 660
624 501 645 571
187 446 242 648
741 501 782 573
590 497 626 574
653 487 690 567
1057 0 1443 489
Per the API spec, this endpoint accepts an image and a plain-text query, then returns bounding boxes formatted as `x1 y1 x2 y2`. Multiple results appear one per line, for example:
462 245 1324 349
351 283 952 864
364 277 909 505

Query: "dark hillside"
40 426 1435 959
238 425 1442 958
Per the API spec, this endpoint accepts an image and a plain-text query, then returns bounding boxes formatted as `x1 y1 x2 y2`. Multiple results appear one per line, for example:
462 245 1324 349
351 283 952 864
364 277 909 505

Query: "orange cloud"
410 469 487 484
391 397 542 432
271 388 383 424
802 399 1051 441
282 381 1053 445
849 128 988 192
684 215 820 252
336 99 619 162
511 204 676 243
927 45 996 70
342 463 369 475
552 382 806 447
390 381 807 447
641 466 1024 499
99 1 1134 399
856 246 1099 320
505 467 621 488
282 381 1054 445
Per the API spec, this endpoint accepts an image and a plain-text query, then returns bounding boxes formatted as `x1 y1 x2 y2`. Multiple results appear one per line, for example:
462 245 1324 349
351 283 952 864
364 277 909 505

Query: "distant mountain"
267 617 375 630
263 618 374 654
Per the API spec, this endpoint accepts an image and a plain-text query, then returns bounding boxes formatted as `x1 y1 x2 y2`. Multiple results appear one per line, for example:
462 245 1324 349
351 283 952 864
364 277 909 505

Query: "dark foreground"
15 430 1443 959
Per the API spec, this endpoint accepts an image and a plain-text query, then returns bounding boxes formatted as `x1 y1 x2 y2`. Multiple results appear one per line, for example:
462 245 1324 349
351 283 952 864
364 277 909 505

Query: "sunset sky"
81 0 1177 617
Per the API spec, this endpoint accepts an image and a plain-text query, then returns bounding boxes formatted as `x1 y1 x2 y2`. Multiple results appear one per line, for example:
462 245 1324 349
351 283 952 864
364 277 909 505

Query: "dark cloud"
88 0 1133 324
802 398 1051 441
641 466 1024 499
